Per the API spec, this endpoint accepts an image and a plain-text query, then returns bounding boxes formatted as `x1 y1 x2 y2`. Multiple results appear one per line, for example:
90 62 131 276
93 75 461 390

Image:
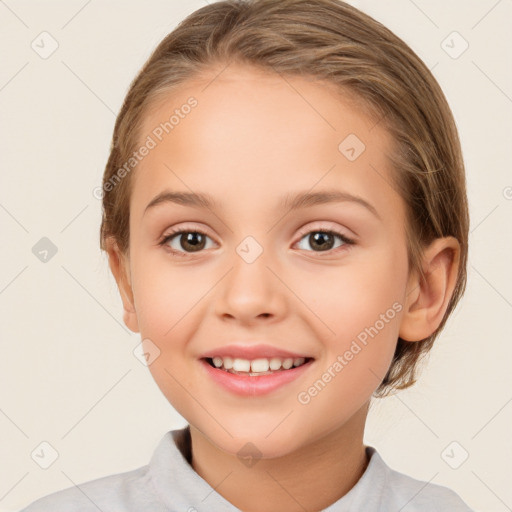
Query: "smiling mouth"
203 356 314 376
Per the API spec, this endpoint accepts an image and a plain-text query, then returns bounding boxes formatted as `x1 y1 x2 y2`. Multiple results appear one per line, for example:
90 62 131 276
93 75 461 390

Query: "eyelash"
158 224 355 257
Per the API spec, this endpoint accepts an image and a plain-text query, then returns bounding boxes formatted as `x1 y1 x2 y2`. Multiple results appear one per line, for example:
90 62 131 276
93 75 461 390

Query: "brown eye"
296 230 353 253
160 230 214 254
177 232 207 252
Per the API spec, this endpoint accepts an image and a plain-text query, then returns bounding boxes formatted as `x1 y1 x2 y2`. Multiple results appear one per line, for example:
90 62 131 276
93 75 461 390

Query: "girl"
22 0 474 510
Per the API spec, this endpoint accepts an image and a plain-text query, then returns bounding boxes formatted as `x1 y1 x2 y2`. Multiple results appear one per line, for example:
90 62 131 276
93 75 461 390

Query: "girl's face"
120 64 413 457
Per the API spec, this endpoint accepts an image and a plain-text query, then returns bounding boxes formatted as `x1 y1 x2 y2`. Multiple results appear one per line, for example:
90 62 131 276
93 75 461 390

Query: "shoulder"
370 448 475 512
18 464 162 512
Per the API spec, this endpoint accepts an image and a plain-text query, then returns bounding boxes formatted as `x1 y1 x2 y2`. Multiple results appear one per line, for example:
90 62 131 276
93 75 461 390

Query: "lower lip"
200 359 314 397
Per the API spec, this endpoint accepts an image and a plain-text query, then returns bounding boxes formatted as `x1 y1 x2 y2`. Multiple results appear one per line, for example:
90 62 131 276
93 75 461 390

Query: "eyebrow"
144 189 380 219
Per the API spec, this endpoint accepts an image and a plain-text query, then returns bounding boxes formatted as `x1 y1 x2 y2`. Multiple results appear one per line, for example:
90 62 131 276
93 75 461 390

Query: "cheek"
130 253 205 412
130 250 208 339
295 243 407 341
294 245 407 398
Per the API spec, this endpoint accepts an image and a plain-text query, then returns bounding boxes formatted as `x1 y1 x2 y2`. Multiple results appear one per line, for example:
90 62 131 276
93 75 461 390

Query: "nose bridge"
215 233 285 320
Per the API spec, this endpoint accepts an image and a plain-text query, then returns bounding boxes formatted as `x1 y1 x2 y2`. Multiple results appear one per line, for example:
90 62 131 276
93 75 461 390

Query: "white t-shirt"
20 426 474 511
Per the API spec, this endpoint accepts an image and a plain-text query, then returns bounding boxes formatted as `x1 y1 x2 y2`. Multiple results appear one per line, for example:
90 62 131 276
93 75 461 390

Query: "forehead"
141 63 381 142
132 63 399 220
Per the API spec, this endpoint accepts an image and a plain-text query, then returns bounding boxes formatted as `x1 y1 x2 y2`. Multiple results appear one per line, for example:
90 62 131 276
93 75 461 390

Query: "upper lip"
200 344 313 360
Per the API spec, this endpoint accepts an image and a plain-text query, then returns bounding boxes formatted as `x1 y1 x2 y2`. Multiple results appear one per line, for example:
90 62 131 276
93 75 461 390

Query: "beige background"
1 1 511 511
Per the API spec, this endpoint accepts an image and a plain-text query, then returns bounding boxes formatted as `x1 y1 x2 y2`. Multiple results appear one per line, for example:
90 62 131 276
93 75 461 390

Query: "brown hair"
99 0 469 397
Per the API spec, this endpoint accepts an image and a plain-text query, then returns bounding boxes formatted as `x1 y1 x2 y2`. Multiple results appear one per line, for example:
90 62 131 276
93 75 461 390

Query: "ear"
105 238 139 333
399 236 460 342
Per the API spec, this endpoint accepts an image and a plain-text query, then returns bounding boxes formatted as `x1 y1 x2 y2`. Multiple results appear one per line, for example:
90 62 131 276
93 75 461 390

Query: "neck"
188 403 370 512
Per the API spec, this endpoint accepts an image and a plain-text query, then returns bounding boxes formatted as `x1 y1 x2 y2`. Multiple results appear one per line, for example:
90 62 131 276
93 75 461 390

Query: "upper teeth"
211 356 306 373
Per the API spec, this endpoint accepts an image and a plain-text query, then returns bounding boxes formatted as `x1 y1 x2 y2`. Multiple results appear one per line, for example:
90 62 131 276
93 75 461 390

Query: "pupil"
310 232 334 251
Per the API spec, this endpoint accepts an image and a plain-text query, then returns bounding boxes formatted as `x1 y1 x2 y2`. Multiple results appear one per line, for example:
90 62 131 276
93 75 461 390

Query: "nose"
214 244 287 325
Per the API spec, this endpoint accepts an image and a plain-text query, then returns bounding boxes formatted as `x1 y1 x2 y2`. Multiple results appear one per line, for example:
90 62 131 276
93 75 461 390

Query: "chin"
194 413 311 460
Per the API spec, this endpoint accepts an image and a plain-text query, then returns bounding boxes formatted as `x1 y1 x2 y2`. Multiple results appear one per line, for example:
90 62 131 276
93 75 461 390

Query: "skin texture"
106 63 460 512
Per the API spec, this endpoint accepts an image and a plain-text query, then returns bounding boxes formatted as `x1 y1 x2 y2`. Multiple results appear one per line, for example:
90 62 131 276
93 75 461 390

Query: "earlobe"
399 237 460 342
105 238 140 333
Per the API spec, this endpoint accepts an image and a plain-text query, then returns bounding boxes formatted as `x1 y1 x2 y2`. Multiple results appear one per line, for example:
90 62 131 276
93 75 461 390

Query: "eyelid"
294 221 355 243
158 223 214 244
